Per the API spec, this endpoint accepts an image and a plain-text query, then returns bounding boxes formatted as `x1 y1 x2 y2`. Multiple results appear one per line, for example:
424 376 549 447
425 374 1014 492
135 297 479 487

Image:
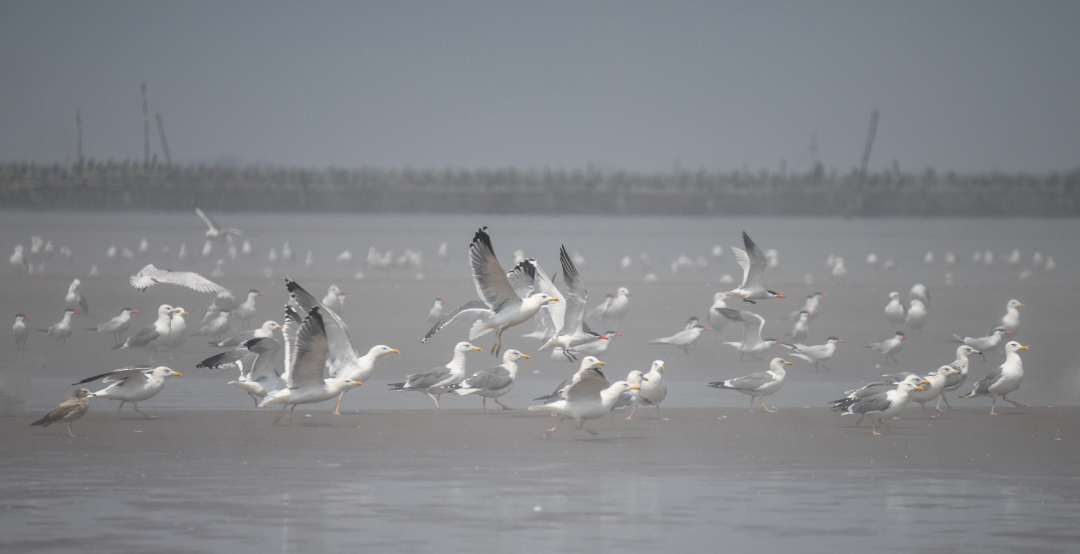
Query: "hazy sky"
2 1 1078 173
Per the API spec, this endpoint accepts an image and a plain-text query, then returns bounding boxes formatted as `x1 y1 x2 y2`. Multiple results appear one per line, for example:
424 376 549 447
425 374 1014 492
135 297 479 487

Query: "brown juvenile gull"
31 388 91 436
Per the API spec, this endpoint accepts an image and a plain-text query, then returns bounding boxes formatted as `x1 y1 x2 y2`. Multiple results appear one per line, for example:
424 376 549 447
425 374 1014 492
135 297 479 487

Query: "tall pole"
141 82 150 168
75 106 83 165
859 109 879 181
155 112 172 166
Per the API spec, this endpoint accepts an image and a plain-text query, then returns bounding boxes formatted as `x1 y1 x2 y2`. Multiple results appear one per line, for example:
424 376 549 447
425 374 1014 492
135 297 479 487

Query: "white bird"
608 370 649 425
37 308 79 346
13 313 29 349
884 292 906 328
304 251 315 269
106 245 118 262
451 349 529 412
427 298 449 326
952 329 1011 361
541 246 606 360
65 279 93 317
138 238 149 257
112 305 177 361
164 306 189 355
865 253 878 268
197 336 284 407
726 231 784 303
210 259 225 278
960 342 1028 414
648 323 709 354
830 257 847 281
905 299 928 332
708 357 792 412
707 292 731 334
529 358 629 438
885 366 959 413
423 228 559 356
788 311 813 342
200 240 213 260
240 240 253 257
30 388 91 437
923 251 934 266
993 299 1024 334
590 287 631 326
836 377 924 435
10 245 29 273
717 308 780 361
1044 256 1056 272
178 243 190 262
781 336 843 371
322 285 351 316
388 341 482 408
1006 249 1021 266
281 242 293 263
550 331 619 361
937 345 980 410
75 366 183 418
267 247 278 264
200 290 239 325
828 375 927 423
783 292 826 321
235 289 264 324
866 331 907 363
194 204 243 241
258 307 363 423
944 252 956 266
438 241 449 260
329 345 399 414
366 246 392 270
207 320 282 347
85 307 139 341
193 310 234 340
631 359 668 420
129 264 228 294
910 283 930 308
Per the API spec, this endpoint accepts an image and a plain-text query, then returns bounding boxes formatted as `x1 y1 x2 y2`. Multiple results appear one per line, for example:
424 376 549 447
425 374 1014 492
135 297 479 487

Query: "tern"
725 231 784 304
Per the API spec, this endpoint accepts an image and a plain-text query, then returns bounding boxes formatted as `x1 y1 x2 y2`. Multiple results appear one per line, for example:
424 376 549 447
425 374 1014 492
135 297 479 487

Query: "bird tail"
111 343 124 350
469 319 492 340
387 382 407 391
707 381 732 389
787 352 812 363
84 327 100 331
528 404 556 412
29 417 52 427
647 339 668 345
948 335 964 344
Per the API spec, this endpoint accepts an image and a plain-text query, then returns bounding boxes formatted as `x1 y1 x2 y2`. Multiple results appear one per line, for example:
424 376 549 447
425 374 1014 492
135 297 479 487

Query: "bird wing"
125 325 160 347
740 231 768 287
558 245 587 335
422 301 491 342
246 337 281 380
286 279 358 374
973 368 1004 395
194 205 220 232
281 306 302 382
287 307 330 389
523 259 564 334
726 371 775 392
72 366 154 386
405 368 452 390
718 308 765 346
505 258 538 298
33 398 84 426
851 392 893 414
730 246 752 287
210 329 257 347
534 378 571 402
196 349 249 370
462 366 513 391
133 264 228 294
469 227 522 313
564 366 610 401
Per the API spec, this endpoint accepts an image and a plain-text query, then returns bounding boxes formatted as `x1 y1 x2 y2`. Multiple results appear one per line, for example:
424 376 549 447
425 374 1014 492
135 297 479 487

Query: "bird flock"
14 209 1041 438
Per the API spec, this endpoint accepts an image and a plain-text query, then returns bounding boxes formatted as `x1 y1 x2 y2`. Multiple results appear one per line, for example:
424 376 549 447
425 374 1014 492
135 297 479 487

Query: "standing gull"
866 331 907 364
837 377 924 435
113 304 177 362
590 287 631 326
633 360 669 420
451 349 530 412
829 375 928 424
30 389 91 437
708 358 793 412
937 345 979 410
959 341 1028 414
992 299 1024 335
388 341 483 408
707 293 731 335
74 366 183 418
423 227 559 356
85 308 138 342
235 290 264 324
13 314 29 349
951 329 1011 361
788 311 813 343
528 358 631 438
164 307 189 358
884 292 906 328
905 299 928 332
725 231 785 304
609 370 649 426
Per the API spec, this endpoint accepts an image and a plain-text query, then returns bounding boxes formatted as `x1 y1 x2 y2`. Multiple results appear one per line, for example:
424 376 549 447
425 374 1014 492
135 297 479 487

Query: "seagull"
780 337 843 371
37 308 79 346
235 290 265 324
884 292 906 328
164 306 189 356
550 331 619 361
112 305 176 362
541 246 606 360
130 264 228 294
194 204 243 241
633 360 668 420
716 307 780 360
788 311 813 342
959 341 1028 414
65 279 93 317
608 370 649 426
200 290 239 325
423 227 559 356
198 336 284 407
866 331 907 363
13 314 29 349
259 307 363 423
74 366 183 418
951 329 1011 361
905 299 928 332
828 375 928 424
937 345 979 410
329 345 399 414
427 298 449 326
532 356 606 404
85 308 139 342
707 293 731 334
30 388 92 436
10 245 29 273
451 349 530 412
528 358 630 438
910 284 930 308
208 320 282 347
908 366 960 412
192 310 234 340
388 341 482 408
590 287 630 325
321 285 351 316
836 377 924 435
993 299 1024 334
782 292 826 321
725 231 784 303
648 323 709 354
708 357 793 412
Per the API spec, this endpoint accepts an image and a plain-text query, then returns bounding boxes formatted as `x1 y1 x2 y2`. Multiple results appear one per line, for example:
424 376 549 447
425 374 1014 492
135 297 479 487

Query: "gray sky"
2 1 1078 173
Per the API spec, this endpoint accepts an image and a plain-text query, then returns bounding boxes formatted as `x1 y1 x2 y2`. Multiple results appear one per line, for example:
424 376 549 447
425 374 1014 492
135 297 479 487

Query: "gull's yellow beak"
631 385 641 390
922 380 931 385
597 361 605 365
353 381 363 386
521 354 530 359
277 325 284 329
182 311 188 315
549 297 560 302
173 371 183 377
472 347 482 351
785 361 793 365
914 386 924 391
390 349 400 354
1019 345 1029 350
1017 303 1025 307
642 376 649 381
973 350 981 354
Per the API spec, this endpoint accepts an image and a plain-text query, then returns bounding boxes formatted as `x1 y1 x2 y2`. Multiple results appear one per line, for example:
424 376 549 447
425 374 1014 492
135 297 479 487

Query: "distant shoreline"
3 162 1078 216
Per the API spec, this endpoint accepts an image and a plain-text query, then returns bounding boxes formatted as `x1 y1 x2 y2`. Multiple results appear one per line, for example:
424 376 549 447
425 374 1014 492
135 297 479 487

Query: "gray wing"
741 232 768 287
286 279 358 374
882 371 918 383
210 329 257 347
194 205 220 232
246 337 281 380
405 368 452 390
505 258 538 298
469 227 522 312
851 391 894 414
564 367 610 401
716 307 765 346
196 349 249 369
423 300 491 342
125 325 160 347
973 368 1004 395
78 295 91 316
522 259 564 335
534 378 571 402
463 366 513 391
558 245 587 335
287 307 330 389
72 366 153 385
281 305 302 382
726 371 776 392
132 264 228 294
